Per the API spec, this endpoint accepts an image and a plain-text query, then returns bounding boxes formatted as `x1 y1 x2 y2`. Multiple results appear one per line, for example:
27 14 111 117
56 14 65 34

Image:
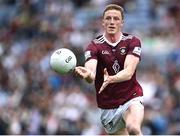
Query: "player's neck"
104 32 122 43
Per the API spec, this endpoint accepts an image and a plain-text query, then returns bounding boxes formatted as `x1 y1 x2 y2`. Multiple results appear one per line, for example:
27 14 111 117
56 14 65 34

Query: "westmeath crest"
119 47 126 55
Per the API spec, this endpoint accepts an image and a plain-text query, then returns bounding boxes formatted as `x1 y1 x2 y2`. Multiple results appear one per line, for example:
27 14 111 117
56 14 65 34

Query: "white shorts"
99 96 144 134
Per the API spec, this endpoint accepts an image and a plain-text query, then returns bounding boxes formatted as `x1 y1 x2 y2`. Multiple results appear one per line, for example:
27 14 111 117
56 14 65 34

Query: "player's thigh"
123 102 144 127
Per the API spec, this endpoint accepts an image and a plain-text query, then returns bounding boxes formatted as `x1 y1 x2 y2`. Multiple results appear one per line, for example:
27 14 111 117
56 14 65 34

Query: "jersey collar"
103 33 123 47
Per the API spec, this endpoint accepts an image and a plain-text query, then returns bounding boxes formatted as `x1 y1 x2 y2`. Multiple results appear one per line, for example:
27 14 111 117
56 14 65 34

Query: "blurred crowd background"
0 0 180 135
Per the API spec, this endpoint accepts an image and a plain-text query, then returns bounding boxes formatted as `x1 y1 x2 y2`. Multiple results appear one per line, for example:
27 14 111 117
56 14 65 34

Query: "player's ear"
121 20 124 27
102 18 105 27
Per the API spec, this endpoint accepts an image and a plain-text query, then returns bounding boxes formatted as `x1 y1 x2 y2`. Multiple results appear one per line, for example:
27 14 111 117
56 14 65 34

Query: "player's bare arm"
75 59 97 83
99 55 139 93
113 54 140 82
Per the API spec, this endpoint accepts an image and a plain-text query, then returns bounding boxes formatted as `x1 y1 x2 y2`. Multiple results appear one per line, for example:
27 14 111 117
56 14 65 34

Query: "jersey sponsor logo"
133 47 141 56
119 47 126 55
85 51 91 60
112 60 120 74
102 50 110 55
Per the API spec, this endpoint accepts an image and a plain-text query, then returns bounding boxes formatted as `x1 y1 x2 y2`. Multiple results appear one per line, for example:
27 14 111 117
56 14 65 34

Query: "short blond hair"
103 4 124 20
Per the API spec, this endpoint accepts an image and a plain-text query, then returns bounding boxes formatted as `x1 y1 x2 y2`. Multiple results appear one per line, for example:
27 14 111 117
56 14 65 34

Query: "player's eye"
105 16 120 22
113 17 120 21
105 16 111 21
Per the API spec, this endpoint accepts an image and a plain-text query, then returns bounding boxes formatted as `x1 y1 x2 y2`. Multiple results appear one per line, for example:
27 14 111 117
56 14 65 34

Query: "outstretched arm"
112 54 140 82
99 55 140 93
75 59 97 83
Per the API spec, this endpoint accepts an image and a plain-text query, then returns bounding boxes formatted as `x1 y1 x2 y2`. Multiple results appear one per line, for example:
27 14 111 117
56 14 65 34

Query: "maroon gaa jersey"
85 33 143 109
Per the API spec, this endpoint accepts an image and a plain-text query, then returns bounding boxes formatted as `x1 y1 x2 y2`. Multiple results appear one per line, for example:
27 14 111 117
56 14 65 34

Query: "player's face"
103 9 123 35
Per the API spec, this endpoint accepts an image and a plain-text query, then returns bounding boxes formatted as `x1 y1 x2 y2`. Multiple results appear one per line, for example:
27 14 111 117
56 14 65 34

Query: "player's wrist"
84 70 94 83
85 72 93 83
85 71 91 79
111 75 120 83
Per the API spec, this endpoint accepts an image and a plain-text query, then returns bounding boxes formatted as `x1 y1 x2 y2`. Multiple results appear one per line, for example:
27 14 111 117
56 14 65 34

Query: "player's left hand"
99 68 113 94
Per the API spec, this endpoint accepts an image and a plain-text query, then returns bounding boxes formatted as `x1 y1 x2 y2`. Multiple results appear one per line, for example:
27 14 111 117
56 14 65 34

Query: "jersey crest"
119 47 127 55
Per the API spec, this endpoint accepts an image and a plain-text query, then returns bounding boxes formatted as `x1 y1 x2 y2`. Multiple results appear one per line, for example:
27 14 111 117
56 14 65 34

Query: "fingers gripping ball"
50 48 77 75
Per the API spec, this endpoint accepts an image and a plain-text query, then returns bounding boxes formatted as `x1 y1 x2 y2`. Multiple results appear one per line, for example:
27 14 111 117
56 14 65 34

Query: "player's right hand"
75 66 91 79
